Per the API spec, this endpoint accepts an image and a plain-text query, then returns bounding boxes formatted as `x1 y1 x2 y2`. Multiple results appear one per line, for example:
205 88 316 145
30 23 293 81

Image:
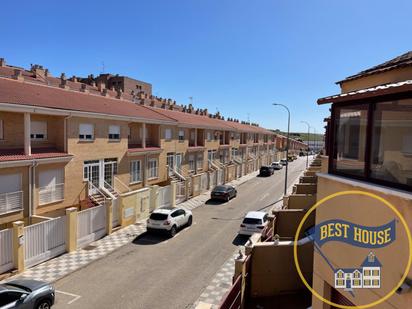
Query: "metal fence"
0 228 13 273
77 205 106 248
217 169 224 185
176 182 186 204
200 173 209 192
158 185 172 208
24 217 66 268
112 200 120 227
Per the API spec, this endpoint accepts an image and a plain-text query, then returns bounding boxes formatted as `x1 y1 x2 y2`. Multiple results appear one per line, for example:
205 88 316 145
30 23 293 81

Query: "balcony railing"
0 190 23 214
39 183 64 205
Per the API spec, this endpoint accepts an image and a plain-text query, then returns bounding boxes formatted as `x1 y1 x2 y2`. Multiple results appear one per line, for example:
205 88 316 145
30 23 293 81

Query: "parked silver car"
0 279 55 309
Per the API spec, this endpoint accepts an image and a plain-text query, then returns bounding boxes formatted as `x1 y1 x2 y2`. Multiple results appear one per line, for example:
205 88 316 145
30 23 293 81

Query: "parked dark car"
0 279 55 309
211 185 237 202
259 166 274 177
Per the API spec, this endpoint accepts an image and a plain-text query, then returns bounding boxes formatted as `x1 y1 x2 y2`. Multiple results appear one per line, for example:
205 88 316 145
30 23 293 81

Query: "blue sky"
0 0 411 133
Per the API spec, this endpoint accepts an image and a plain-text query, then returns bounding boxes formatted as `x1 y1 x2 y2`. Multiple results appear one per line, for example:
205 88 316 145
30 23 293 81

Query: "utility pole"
273 103 290 195
301 121 311 168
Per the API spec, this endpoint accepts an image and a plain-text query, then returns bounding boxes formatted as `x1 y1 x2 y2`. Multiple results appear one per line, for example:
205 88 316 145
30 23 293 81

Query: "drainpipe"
28 160 38 225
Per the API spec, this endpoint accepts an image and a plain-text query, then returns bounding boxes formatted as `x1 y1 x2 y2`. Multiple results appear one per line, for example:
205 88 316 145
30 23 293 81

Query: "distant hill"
271 129 324 142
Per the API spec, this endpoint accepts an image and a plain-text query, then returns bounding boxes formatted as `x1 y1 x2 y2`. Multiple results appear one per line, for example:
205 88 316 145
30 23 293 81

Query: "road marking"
259 193 269 201
56 290 81 305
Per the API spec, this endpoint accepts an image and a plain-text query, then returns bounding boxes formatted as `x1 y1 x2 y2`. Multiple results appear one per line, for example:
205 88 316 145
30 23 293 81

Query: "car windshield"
213 186 228 192
260 167 269 170
150 213 168 221
242 218 262 225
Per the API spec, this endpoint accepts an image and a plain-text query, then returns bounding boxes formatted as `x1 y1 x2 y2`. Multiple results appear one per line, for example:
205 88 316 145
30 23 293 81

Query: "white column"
24 113 31 155
194 129 198 147
142 123 146 148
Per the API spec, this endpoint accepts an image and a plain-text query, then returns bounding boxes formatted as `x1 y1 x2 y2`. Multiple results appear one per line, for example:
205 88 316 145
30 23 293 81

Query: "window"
39 169 64 205
207 131 212 141
148 158 158 179
130 160 142 183
164 128 172 140
188 154 195 171
0 291 23 306
178 129 185 141
0 173 23 213
336 271 344 279
0 119 3 139
108 125 120 140
372 269 380 276
31 120 47 140
197 153 203 170
331 99 412 190
363 269 371 276
364 279 371 286
372 279 380 286
353 279 361 286
79 123 94 140
336 279 344 286
370 100 412 187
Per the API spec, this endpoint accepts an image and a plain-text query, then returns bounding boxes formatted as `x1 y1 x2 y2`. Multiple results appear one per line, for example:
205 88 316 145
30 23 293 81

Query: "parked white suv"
146 207 193 237
239 211 269 236
271 161 283 170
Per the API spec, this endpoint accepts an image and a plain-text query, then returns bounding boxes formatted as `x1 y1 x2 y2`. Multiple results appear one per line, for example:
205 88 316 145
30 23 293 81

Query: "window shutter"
79 124 94 139
39 169 64 188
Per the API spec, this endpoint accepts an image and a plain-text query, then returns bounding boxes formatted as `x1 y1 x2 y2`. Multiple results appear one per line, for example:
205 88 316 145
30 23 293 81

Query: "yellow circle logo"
293 190 412 309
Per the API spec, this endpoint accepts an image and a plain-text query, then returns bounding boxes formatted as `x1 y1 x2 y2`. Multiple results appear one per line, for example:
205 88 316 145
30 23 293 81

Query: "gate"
209 171 217 188
176 182 186 204
200 173 209 192
112 200 120 227
158 185 172 208
77 205 106 248
217 169 224 185
24 217 66 268
0 228 13 273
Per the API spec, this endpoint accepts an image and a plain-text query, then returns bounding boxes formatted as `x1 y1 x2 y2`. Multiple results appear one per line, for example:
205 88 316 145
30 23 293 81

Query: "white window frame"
178 129 185 141
164 128 172 140
79 123 94 141
30 120 47 140
148 158 158 179
206 131 212 141
196 153 203 170
108 125 121 140
130 160 142 183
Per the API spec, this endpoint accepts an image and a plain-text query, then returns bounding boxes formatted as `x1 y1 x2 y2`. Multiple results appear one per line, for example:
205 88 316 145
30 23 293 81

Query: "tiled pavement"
193 251 239 309
1 170 259 284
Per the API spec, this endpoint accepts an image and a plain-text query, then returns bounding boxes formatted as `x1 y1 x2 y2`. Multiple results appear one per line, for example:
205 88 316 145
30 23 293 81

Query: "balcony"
0 190 23 214
0 147 72 163
128 123 160 154
39 183 64 205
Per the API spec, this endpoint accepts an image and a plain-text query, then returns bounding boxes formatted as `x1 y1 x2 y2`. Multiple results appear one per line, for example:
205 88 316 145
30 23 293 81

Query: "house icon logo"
334 252 382 291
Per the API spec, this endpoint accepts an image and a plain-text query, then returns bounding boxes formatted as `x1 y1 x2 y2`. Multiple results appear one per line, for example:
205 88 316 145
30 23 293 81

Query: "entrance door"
167 153 175 175
84 161 100 194
104 158 117 188
175 153 183 174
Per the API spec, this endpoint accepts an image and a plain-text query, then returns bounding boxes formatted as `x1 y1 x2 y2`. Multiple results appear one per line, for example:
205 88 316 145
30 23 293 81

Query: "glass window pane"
333 104 368 176
370 100 412 187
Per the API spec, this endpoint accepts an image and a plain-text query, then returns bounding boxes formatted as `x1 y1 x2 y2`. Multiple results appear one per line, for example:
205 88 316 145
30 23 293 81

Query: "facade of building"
313 51 412 308
0 59 307 230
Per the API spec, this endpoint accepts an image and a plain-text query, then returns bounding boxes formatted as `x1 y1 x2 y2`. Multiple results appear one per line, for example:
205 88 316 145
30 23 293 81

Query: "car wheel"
170 225 177 237
36 300 51 309
226 195 230 202
187 216 193 226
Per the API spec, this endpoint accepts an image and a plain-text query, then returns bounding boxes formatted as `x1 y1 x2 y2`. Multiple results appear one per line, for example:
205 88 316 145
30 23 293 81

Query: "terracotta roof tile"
0 78 175 123
0 148 72 162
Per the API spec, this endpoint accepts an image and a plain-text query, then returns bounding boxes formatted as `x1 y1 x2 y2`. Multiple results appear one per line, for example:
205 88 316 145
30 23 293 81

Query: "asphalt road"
53 157 310 309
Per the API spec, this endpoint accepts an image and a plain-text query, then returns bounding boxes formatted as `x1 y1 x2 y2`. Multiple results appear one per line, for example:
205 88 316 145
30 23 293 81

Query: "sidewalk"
1 170 259 284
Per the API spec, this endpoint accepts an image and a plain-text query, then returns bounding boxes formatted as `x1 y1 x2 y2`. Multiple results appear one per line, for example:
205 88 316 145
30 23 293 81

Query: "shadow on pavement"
205 199 226 205
132 232 169 245
232 234 250 246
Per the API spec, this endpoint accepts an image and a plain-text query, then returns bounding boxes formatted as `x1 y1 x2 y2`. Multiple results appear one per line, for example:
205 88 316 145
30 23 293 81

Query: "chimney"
116 89 123 99
0 58 5 67
80 83 89 93
12 69 23 81
59 73 69 89
204 108 208 116
31 64 47 80
70 75 78 83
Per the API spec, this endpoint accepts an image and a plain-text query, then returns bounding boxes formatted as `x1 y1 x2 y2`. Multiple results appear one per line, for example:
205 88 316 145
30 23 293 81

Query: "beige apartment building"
0 59 306 230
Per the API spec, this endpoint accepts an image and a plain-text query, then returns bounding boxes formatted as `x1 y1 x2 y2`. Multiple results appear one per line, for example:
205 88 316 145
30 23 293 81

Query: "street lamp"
301 121 311 168
273 103 290 195
313 127 317 154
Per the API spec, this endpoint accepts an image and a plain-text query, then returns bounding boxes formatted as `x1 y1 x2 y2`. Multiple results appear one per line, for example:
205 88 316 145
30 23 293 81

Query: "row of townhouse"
0 59 307 230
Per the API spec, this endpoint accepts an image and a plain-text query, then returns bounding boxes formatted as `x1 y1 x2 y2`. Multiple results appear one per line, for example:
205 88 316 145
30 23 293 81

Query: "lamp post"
313 127 317 154
273 103 290 195
301 121 311 168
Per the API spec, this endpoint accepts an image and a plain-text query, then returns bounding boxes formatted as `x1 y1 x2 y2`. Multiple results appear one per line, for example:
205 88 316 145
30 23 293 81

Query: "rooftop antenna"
189 96 193 105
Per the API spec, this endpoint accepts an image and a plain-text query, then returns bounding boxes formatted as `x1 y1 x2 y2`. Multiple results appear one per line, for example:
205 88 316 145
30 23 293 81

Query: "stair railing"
114 176 131 193
88 181 107 206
